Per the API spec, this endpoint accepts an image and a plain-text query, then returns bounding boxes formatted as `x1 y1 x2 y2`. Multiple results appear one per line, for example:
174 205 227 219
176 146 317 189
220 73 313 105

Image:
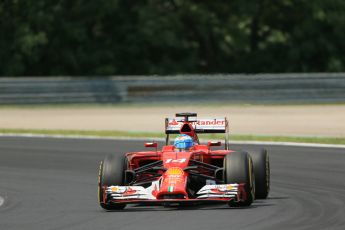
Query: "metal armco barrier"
0 74 345 104
0 78 125 104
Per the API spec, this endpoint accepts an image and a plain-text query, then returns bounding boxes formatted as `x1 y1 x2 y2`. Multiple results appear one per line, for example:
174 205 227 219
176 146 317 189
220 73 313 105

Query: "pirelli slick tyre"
98 154 127 210
250 149 270 199
224 152 255 207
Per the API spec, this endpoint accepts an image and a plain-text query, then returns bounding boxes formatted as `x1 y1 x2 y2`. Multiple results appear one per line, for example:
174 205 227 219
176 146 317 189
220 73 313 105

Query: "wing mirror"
144 142 158 148
208 141 221 147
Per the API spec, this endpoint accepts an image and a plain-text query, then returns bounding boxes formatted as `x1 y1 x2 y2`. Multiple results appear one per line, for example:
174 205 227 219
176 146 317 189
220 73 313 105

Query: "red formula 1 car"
98 113 270 210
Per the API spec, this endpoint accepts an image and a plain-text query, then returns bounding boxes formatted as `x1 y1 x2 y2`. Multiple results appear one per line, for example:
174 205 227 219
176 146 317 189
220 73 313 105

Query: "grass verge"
0 128 345 145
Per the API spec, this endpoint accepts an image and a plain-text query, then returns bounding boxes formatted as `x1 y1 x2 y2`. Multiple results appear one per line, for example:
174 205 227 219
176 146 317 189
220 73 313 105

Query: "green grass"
1 128 345 145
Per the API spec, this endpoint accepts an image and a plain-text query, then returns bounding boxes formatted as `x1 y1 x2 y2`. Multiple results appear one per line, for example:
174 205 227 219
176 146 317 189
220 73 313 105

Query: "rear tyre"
98 154 127 210
250 149 270 199
224 152 255 207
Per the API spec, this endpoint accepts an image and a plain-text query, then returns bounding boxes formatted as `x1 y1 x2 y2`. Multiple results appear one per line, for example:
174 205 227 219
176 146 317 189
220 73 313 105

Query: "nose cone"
157 167 188 199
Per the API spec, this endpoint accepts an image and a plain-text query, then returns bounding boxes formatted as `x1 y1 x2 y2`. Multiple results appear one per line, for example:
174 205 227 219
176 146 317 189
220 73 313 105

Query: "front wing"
102 183 247 205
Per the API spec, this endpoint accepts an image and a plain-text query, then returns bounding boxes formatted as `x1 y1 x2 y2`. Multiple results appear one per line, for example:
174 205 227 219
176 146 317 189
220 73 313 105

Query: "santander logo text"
168 119 225 126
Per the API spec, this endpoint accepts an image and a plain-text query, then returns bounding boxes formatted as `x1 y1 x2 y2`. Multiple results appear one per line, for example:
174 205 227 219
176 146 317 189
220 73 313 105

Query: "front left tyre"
223 151 255 207
98 154 127 210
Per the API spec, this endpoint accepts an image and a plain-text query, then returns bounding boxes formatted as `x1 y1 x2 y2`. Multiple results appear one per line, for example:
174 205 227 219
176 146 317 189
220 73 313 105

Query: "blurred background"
1 0 345 75
0 0 344 141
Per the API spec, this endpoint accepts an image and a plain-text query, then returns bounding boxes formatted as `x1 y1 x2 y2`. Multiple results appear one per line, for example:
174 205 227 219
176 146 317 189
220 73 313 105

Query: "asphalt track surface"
0 137 344 230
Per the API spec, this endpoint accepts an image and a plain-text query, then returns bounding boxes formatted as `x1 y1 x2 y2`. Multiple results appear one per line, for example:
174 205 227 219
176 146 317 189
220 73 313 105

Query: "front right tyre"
250 149 270 199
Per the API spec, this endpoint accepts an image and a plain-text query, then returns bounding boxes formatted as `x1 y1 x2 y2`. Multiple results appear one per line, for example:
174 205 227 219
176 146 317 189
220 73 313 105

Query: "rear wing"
165 117 229 134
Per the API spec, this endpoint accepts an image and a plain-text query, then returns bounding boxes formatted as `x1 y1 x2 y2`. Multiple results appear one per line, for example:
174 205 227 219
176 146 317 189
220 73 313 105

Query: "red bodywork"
103 114 248 205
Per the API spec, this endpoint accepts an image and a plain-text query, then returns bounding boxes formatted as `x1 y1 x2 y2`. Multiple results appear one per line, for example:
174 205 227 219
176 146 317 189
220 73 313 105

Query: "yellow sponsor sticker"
166 167 184 176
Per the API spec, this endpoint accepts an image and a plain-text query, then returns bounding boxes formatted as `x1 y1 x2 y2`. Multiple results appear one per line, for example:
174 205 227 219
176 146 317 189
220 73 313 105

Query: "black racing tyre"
250 149 270 199
98 154 127 210
224 151 255 207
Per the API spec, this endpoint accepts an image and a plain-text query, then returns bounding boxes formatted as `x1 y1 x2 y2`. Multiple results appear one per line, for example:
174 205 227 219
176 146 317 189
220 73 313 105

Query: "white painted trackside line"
0 196 4 207
1 133 345 149
229 140 345 149
0 133 163 142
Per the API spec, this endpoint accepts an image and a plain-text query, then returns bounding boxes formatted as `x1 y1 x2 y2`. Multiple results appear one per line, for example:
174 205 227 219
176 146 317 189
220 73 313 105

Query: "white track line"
0 196 4 207
1 133 345 149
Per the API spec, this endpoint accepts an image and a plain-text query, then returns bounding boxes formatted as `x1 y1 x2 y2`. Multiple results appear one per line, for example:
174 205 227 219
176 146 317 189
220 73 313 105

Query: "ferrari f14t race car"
98 113 270 210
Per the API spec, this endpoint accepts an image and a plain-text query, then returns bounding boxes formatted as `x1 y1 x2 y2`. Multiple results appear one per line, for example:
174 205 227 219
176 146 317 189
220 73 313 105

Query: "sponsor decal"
168 186 174 193
196 120 225 126
166 176 183 184
169 119 179 126
168 119 225 127
214 185 234 192
165 158 186 163
165 167 185 185
108 186 136 195
151 183 159 197
211 188 221 193
166 167 184 176
123 187 136 195
226 185 233 190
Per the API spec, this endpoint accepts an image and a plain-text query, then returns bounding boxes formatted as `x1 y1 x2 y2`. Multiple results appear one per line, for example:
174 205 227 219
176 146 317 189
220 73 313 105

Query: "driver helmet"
174 134 194 150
